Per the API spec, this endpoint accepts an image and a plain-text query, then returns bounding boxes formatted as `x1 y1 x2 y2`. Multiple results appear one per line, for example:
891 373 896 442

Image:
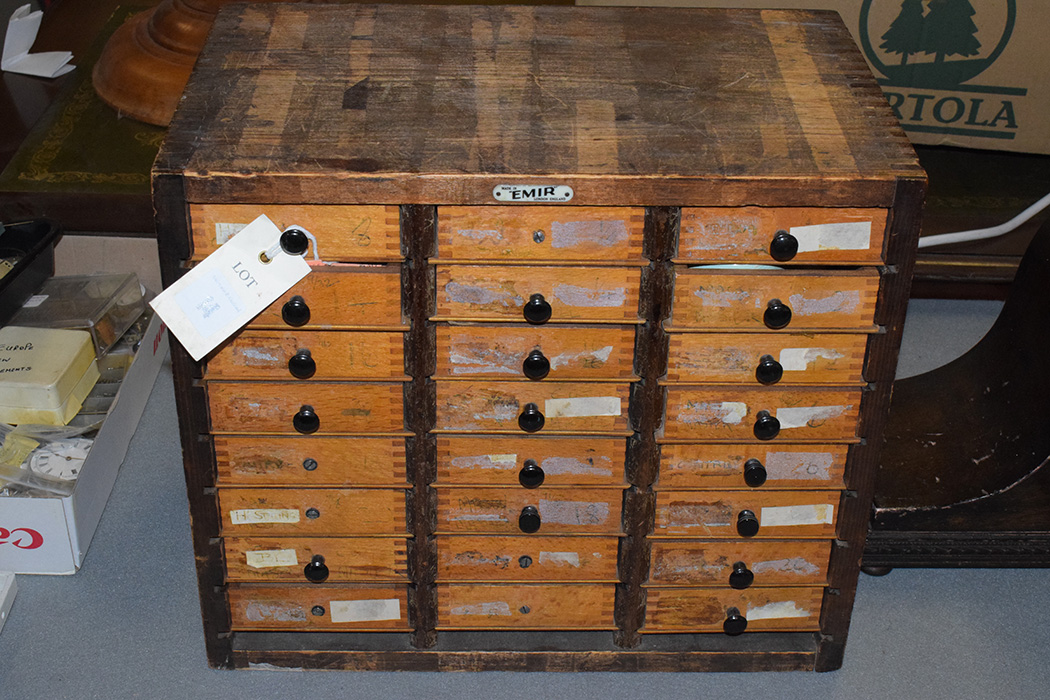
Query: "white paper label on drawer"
450 601 512 616
790 222 871 253
215 222 248 245
230 508 301 525
330 598 401 623
544 397 621 418
245 549 299 568
538 499 610 525
765 451 834 481
746 600 810 621
775 405 850 429
760 504 834 527
778 347 845 371
539 551 582 567
492 184 573 203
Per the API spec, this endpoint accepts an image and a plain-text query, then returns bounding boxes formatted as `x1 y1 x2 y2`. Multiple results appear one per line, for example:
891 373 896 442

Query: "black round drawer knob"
518 403 545 433
769 229 799 262
753 410 780 441
522 349 551 380
280 227 310 256
737 509 760 537
743 458 767 487
763 298 792 330
518 459 545 488
755 354 784 385
723 607 748 636
282 295 311 327
523 293 552 325
518 505 541 533
728 561 755 590
288 348 316 379
293 405 320 434
304 554 329 583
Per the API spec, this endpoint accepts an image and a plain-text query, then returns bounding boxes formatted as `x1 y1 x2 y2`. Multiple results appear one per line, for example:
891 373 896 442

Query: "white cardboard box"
0 314 168 574
0 571 15 634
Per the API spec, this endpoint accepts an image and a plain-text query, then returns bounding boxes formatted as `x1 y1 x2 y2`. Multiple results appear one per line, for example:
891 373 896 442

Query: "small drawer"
188 204 401 262
218 488 406 535
435 325 636 380
434 265 642 323
647 540 830 586
437 583 615 629
436 535 620 581
437 206 644 261
436 436 626 487
642 587 824 633
206 330 405 380
658 444 847 490
652 491 840 538
228 583 410 631
250 267 405 329
667 268 879 331
676 207 887 264
436 381 630 434
661 387 861 441
207 381 404 434
224 537 409 582
436 487 624 534
665 333 867 385
215 436 408 486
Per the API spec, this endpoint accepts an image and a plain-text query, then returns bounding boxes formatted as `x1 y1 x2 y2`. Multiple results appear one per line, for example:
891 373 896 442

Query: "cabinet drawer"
643 587 823 633
436 535 620 581
661 387 861 441
668 269 879 331
188 204 401 261
207 382 404 434
658 444 847 490
207 331 405 380
215 436 408 486
665 333 867 385
436 381 630 433
653 491 840 538
228 584 410 631
677 207 886 264
250 267 404 329
437 584 615 629
647 540 830 586
437 206 644 261
224 537 409 582
436 325 636 380
436 487 624 534
218 488 406 535
434 266 642 323
437 436 626 487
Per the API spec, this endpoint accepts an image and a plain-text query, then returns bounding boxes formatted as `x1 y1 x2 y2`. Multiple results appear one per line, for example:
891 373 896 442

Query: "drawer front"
661 387 861 441
665 333 867 385
436 535 620 581
224 537 409 582
228 584 410 630
658 444 847 490
434 266 642 323
647 540 830 586
436 325 636 380
207 382 404 434
250 267 404 329
653 491 840 538
218 488 406 535
668 269 879 331
436 487 624 534
677 207 887 264
207 331 405 380
437 584 616 629
437 436 626 487
189 204 401 261
436 381 630 433
643 587 824 632
437 206 645 261
215 436 408 486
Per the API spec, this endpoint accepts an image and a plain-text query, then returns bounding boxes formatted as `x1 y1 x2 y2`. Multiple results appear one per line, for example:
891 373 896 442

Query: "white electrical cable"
917 190 1050 249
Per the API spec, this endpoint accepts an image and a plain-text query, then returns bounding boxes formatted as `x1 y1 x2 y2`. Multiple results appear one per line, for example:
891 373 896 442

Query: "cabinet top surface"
155 4 923 205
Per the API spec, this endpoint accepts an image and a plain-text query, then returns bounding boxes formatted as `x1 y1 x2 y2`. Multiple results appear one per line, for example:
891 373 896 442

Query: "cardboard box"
0 314 168 574
0 571 15 634
581 0 1049 155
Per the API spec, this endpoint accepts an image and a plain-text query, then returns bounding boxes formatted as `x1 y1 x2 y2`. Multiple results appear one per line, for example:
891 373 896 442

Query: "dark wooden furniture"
153 4 924 672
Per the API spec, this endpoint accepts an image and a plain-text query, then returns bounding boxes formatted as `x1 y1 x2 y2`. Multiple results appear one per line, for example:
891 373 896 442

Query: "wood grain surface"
643 587 824 632
437 583 616 629
214 435 408 486
435 487 624 535
647 540 830 586
218 488 407 535
224 536 409 582
652 491 841 538
657 444 847 490
436 436 627 486
206 330 406 380
436 535 620 581
248 267 406 329
228 584 411 631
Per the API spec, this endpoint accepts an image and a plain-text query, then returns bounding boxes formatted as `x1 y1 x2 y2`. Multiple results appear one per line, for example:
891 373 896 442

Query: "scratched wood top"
155 4 922 206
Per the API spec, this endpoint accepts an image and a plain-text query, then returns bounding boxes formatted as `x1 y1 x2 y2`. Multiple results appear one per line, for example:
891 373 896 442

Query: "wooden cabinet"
153 4 924 672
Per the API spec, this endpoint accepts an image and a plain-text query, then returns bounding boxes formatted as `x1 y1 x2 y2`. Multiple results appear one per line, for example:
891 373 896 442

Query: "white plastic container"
0 326 99 425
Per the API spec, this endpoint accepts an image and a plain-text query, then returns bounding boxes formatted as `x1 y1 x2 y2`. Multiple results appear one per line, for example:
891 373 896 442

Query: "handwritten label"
245 549 298 568
760 504 834 528
544 396 621 418
791 222 871 252
229 508 301 525
330 598 401 623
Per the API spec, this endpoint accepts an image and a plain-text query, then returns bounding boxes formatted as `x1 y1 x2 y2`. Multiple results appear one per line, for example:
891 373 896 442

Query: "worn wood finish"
652 491 841 539
436 535 620 581
647 540 830 586
218 488 407 535
435 487 624 535
436 436 626 487
249 267 405 330
223 537 409 582
436 583 616 629
643 587 824 633
228 584 411 631
214 436 407 486
657 444 847 490
206 331 406 380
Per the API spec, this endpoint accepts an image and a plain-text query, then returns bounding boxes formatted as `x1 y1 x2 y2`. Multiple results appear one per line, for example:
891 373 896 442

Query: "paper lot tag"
150 215 310 360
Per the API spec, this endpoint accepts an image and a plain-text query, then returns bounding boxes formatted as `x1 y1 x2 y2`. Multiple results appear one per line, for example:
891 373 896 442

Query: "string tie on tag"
259 225 319 263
